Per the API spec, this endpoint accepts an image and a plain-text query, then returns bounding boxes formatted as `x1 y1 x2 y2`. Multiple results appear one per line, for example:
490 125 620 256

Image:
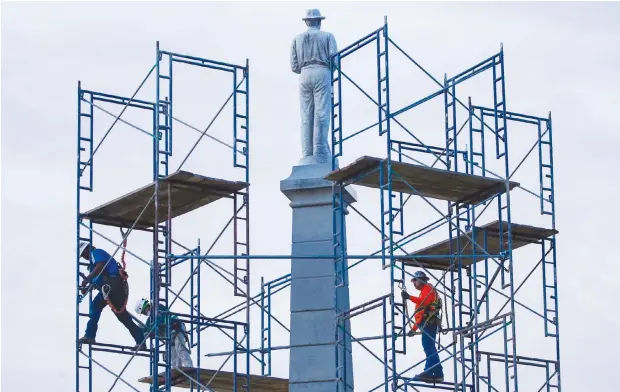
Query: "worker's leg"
171 329 193 368
421 322 443 376
84 292 107 339
299 68 315 159
114 309 145 345
312 66 332 161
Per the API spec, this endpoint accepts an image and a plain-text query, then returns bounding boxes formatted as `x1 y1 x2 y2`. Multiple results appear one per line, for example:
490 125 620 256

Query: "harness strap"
104 231 129 315
418 291 443 329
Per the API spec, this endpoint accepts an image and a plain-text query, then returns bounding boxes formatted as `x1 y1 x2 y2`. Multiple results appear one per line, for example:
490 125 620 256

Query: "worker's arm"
409 294 423 305
291 38 301 74
81 263 104 286
410 286 434 305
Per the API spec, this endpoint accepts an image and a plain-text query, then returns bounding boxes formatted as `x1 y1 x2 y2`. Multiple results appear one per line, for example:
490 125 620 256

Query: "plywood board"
83 171 248 230
325 156 519 205
400 221 558 270
138 368 288 391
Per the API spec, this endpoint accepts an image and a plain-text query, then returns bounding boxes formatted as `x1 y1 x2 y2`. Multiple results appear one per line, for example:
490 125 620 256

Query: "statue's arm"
291 38 301 74
329 33 339 70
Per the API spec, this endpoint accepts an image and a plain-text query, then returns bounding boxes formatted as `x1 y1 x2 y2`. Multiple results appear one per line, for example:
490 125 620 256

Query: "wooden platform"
83 171 248 230
399 221 558 270
138 367 288 391
324 156 519 205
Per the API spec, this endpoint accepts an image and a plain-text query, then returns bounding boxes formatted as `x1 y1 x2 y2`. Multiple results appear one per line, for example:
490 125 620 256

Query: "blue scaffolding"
75 42 259 391
325 19 561 392
75 19 562 392
249 18 561 392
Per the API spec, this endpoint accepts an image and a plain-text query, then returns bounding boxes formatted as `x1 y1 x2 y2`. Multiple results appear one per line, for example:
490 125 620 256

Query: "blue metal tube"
76 81 85 392
233 327 238 392
89 96 154 111
390 86 447 118
244 60 251 172
476 105 549 123
168 54 174 157
260 277 266 376
267 282 273 376
151 40 162 391
547 112 562 389
450 61 496 86
171 57 235 73
450 83 458 171
85 90 156 108
374 321 511 392
168 253 499 260
331 54 343 168
232 70 238 168
264 273 291 287
337 28 381 59
162 50 243 70
388 37 441 85
392 139 464 156
448 53 498 83
338 69 446 166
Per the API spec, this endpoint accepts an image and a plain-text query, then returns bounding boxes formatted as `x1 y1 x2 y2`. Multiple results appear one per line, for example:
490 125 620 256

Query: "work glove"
80 279 90 294
407 329 415 337
401 290 409 301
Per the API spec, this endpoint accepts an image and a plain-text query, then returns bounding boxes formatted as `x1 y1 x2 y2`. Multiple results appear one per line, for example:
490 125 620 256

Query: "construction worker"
135 298 193 368
401 271 444 383
290 8 338 165
77 242 145 350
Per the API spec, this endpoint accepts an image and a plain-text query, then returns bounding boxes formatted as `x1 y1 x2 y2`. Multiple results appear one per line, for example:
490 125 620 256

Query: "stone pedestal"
281 162 356 392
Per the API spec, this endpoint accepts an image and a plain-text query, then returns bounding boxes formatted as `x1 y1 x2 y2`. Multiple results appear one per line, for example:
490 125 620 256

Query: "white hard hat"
135 298 151 315
79 241 90 257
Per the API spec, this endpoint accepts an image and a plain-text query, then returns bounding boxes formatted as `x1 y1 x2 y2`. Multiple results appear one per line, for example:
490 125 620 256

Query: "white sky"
2 1 620 391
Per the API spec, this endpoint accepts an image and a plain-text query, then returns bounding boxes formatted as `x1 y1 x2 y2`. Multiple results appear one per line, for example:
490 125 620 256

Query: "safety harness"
418 293 442 329
405 286 443 334
101 230 129 315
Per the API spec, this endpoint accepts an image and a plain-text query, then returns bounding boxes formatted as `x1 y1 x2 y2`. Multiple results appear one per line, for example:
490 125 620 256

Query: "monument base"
281 162 355 392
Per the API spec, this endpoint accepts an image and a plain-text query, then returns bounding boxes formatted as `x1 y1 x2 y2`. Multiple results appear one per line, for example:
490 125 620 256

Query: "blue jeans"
84 291 144 344
421 321 443 376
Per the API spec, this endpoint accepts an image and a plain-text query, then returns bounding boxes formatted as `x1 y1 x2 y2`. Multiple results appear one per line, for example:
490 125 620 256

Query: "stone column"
281 162 356 392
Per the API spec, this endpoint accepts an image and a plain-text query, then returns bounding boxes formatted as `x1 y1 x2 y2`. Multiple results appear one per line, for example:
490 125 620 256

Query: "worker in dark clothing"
401 271 444 383
77 242 145 350
135 298 193 368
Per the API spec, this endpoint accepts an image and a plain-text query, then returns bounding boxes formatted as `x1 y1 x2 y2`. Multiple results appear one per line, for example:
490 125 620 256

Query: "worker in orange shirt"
401 271 444 383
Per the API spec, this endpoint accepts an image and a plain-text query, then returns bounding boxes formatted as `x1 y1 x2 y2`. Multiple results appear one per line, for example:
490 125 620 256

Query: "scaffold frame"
76 41 255 392
75 18 562 392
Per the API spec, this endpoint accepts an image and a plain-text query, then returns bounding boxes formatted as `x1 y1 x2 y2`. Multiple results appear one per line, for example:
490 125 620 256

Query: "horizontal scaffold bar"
82 89 156 109
475 105 550 124
88 342 151 358
161 50 246 71
335 27 383 59
168 312 247 329
479 351 559 365
447 52 499 85
168 254 503 261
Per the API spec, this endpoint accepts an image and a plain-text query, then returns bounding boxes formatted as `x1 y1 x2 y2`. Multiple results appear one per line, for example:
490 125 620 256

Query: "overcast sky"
2 1 620 391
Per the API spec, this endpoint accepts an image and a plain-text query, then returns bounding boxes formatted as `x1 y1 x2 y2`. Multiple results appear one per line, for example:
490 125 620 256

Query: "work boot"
412 371 435 383
430 373 444 382
132 341 146 351
78 336 96 345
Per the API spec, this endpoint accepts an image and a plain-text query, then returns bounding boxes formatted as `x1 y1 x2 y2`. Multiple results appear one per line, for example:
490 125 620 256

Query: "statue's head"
302 9 325 29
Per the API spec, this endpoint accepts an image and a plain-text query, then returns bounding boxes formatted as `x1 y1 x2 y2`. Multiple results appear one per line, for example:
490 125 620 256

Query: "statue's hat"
302 9 326 21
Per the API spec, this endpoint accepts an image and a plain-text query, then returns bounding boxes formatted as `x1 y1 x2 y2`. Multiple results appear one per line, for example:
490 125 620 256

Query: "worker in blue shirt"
77 242 145 350
135 298 193 368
